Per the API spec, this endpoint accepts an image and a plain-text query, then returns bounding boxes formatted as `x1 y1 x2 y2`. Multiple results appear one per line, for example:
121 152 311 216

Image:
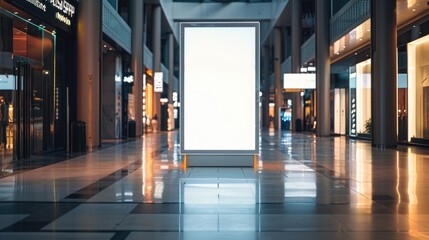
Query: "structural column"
130 0 144 137
291 0 302 132
152 5 162 132
168 33 175 102
316 0 331 137
371 0 397 147
284 27 291 62
77 0 101 148
273 28 283 130
262 46 271 128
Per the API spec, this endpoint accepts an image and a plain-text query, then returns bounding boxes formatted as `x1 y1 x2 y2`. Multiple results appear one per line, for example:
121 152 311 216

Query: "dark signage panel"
6 0 77 32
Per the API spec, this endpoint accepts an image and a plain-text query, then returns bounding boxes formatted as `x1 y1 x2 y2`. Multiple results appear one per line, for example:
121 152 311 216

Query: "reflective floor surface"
1 130 429 239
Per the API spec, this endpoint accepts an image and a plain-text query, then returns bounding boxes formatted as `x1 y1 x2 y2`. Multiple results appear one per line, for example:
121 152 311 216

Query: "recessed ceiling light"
13 11 18 14
412 8 416 11
27 18 31 21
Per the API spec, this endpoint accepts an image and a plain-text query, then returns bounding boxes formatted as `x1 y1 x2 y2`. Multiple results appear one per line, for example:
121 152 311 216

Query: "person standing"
1 98 9 149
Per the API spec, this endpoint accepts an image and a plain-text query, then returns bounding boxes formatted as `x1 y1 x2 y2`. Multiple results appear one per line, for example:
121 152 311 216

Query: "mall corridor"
0 131 429 239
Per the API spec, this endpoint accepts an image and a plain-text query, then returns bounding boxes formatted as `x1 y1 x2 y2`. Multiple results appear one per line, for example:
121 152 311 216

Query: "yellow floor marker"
183 154 187 171
253 154 258 172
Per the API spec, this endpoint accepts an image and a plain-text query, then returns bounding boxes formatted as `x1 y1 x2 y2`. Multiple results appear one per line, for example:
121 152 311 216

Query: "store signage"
283 73 316 89
0 74 16 90
123 76 134 83
6 0 77 32
154 72 163 92
55 87 59 120
115 74 121 82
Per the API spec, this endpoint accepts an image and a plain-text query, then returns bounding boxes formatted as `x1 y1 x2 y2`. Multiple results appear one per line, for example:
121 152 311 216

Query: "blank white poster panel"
183 26 256 151
283 73 316 89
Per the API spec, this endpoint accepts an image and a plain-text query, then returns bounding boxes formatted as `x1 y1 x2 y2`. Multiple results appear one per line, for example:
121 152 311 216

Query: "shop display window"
408 34 429 142
349 59 371 137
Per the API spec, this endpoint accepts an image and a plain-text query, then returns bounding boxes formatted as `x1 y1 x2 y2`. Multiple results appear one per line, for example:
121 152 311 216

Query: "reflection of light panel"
181 23 258 152
184 182 256 205
284 182 317 197
283 73 316 89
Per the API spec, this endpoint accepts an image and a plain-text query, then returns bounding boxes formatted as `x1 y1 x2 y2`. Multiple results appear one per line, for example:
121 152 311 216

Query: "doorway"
0 55 44 163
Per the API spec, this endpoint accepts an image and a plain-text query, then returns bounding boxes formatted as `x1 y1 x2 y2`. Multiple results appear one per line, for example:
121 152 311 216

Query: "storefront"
0 0 77 164
349 59 371 138
101 42 127 140
407 33 429 144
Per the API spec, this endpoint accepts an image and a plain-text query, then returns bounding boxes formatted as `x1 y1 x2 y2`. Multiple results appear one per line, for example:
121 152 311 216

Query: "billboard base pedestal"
186 155 254 167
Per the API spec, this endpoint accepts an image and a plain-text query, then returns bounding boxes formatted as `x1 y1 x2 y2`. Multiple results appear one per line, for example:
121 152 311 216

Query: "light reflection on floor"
1 130 429 239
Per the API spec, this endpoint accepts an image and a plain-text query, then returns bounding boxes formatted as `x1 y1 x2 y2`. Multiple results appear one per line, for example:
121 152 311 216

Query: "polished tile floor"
1 130 429 239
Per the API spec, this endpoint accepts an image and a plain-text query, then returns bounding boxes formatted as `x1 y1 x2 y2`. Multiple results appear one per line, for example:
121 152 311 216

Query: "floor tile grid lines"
3 131 429 239
0 138 135 179
0 142 169 232
268 144 393 212
0 202 81 232
63 143 170 201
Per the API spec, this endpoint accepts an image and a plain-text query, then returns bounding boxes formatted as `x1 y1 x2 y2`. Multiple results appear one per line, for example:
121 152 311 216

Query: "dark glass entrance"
0 56 45 163
1 8 57 165
13 60 44 159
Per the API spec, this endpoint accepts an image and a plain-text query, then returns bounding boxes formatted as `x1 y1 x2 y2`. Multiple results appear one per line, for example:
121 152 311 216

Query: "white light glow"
123 75 133 83
154 72 163 92
283 73 316 89
182 24 257 151
307 66 316 72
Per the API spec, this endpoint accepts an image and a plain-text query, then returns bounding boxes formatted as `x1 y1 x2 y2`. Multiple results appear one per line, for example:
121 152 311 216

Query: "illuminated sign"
123 76 134 83
181 22 260 154
6 0 77 32
115 74 121 82
283 73 316 89
154 72 163 92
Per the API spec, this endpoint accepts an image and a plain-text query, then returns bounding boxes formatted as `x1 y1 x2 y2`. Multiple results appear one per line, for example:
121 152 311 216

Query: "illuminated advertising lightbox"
154 72 163 92
283 73 316 89
180 22 260 154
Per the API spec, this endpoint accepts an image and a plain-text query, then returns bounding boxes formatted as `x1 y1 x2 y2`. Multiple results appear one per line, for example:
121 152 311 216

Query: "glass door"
0 53 15 165
13 60 43 159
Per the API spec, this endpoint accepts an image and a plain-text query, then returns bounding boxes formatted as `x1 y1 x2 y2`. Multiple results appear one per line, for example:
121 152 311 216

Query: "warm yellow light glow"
408 42 416 141
408 153 418 205
407 0 416 8
396 155 401 206
407 34 429 141
146 83 153 118
355 145 372 200
145 69 153 77
356 59 371 134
